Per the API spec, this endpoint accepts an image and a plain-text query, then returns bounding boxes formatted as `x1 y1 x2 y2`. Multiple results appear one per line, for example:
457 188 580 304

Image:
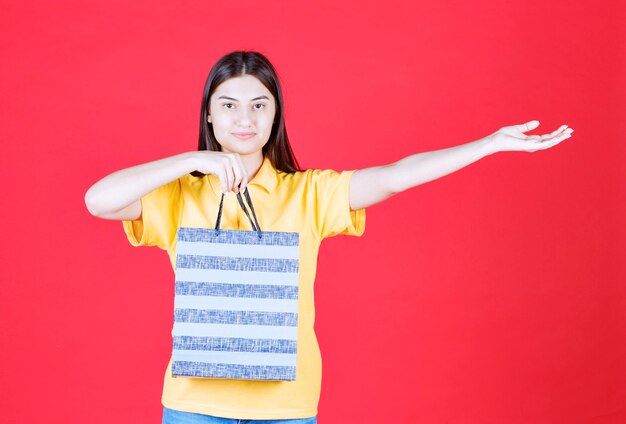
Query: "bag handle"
214 188 262 239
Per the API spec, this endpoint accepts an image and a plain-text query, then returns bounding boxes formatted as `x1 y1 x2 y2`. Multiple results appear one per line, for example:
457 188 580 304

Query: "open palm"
490 120 574 153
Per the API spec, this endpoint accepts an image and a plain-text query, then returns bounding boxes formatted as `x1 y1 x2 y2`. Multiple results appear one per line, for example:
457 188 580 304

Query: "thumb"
517 120 540 132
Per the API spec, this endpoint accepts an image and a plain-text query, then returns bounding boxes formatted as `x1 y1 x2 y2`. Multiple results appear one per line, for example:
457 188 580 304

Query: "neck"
240 151 265 182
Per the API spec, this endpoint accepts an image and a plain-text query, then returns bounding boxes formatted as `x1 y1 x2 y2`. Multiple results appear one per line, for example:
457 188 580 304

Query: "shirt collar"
248 156 278 193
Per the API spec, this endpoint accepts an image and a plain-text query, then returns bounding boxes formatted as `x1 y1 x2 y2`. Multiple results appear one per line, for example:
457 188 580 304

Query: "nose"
237 108 252 127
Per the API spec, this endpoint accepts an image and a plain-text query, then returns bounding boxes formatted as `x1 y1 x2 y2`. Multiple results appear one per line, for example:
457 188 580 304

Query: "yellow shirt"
122 156 366 420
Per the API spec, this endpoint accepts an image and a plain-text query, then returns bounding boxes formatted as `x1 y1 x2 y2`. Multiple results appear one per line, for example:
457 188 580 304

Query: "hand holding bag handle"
214 188 262 239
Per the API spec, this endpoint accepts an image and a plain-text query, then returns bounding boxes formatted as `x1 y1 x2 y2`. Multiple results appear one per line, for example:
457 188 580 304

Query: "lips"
232 132 256 140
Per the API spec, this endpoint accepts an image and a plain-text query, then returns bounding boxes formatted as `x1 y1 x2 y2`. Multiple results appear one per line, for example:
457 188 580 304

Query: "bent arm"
349 137 495 210
84 152 198 221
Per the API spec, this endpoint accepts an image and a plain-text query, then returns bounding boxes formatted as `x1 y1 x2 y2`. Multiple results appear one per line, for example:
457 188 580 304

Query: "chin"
220 139 268 155
221 145 265 156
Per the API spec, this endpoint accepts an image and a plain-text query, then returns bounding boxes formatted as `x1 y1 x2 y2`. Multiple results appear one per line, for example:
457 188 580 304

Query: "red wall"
1 0 625 422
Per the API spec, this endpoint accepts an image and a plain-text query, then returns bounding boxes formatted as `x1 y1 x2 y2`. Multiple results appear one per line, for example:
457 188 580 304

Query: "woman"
85 51 573 423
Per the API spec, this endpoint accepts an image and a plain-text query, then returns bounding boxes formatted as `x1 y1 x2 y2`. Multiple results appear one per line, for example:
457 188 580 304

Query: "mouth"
232 132 256 140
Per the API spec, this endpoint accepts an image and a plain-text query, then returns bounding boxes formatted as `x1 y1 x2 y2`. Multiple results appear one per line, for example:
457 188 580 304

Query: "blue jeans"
162 407 317 424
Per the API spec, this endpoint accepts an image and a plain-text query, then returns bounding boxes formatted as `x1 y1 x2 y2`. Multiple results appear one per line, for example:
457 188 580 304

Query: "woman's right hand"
86 150 246 220
190 151 249 194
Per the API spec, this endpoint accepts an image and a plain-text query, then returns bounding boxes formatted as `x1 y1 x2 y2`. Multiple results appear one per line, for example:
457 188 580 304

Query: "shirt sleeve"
122 178 182 250
311 168 366 240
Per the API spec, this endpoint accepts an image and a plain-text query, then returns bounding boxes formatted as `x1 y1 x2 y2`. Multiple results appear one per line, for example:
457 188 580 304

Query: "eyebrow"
217 95 270 101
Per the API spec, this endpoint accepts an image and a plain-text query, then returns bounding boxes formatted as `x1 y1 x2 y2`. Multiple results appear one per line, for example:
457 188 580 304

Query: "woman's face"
208 75 277 158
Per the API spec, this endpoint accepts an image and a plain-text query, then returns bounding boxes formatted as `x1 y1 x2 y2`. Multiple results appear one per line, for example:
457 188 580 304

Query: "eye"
222 103 235 109
253 103 265 110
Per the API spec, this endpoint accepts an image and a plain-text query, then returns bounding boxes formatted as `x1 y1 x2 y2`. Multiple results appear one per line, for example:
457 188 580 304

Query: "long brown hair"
193 51 300 177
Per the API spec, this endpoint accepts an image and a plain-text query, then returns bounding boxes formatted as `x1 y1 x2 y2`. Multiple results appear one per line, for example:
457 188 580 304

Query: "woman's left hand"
488 120 574 153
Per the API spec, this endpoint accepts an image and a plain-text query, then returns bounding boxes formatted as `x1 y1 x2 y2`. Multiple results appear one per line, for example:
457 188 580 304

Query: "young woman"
85 51 573 423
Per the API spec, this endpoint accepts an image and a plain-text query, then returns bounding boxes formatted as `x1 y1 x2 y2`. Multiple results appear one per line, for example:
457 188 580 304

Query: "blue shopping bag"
172 189 300 381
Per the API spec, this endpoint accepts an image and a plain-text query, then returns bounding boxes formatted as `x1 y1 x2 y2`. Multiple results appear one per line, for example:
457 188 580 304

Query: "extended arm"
349 121 573 210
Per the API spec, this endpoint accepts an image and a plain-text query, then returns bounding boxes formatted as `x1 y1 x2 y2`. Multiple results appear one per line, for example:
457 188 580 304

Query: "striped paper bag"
171 189 300 381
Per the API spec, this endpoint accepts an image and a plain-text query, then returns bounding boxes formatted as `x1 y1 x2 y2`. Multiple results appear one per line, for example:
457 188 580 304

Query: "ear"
207 114 212 124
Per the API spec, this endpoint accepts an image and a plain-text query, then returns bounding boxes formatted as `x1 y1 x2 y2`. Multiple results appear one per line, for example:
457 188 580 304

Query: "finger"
228 154 243 193
553 124 568 136
539 139 559 149
235 154 249 192
216 168 229 194
539 133 571 149
541 125 568 140
542 127 570 142
515 120 540 133
222 159 235 193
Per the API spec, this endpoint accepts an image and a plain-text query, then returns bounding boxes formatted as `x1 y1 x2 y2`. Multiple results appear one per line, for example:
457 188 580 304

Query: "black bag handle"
214 188 262 239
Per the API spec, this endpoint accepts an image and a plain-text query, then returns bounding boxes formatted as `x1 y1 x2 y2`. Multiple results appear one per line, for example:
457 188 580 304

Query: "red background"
1 1 625 423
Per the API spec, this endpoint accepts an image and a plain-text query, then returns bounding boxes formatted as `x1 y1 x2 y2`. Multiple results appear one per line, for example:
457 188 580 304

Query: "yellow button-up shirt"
123 156 365 420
